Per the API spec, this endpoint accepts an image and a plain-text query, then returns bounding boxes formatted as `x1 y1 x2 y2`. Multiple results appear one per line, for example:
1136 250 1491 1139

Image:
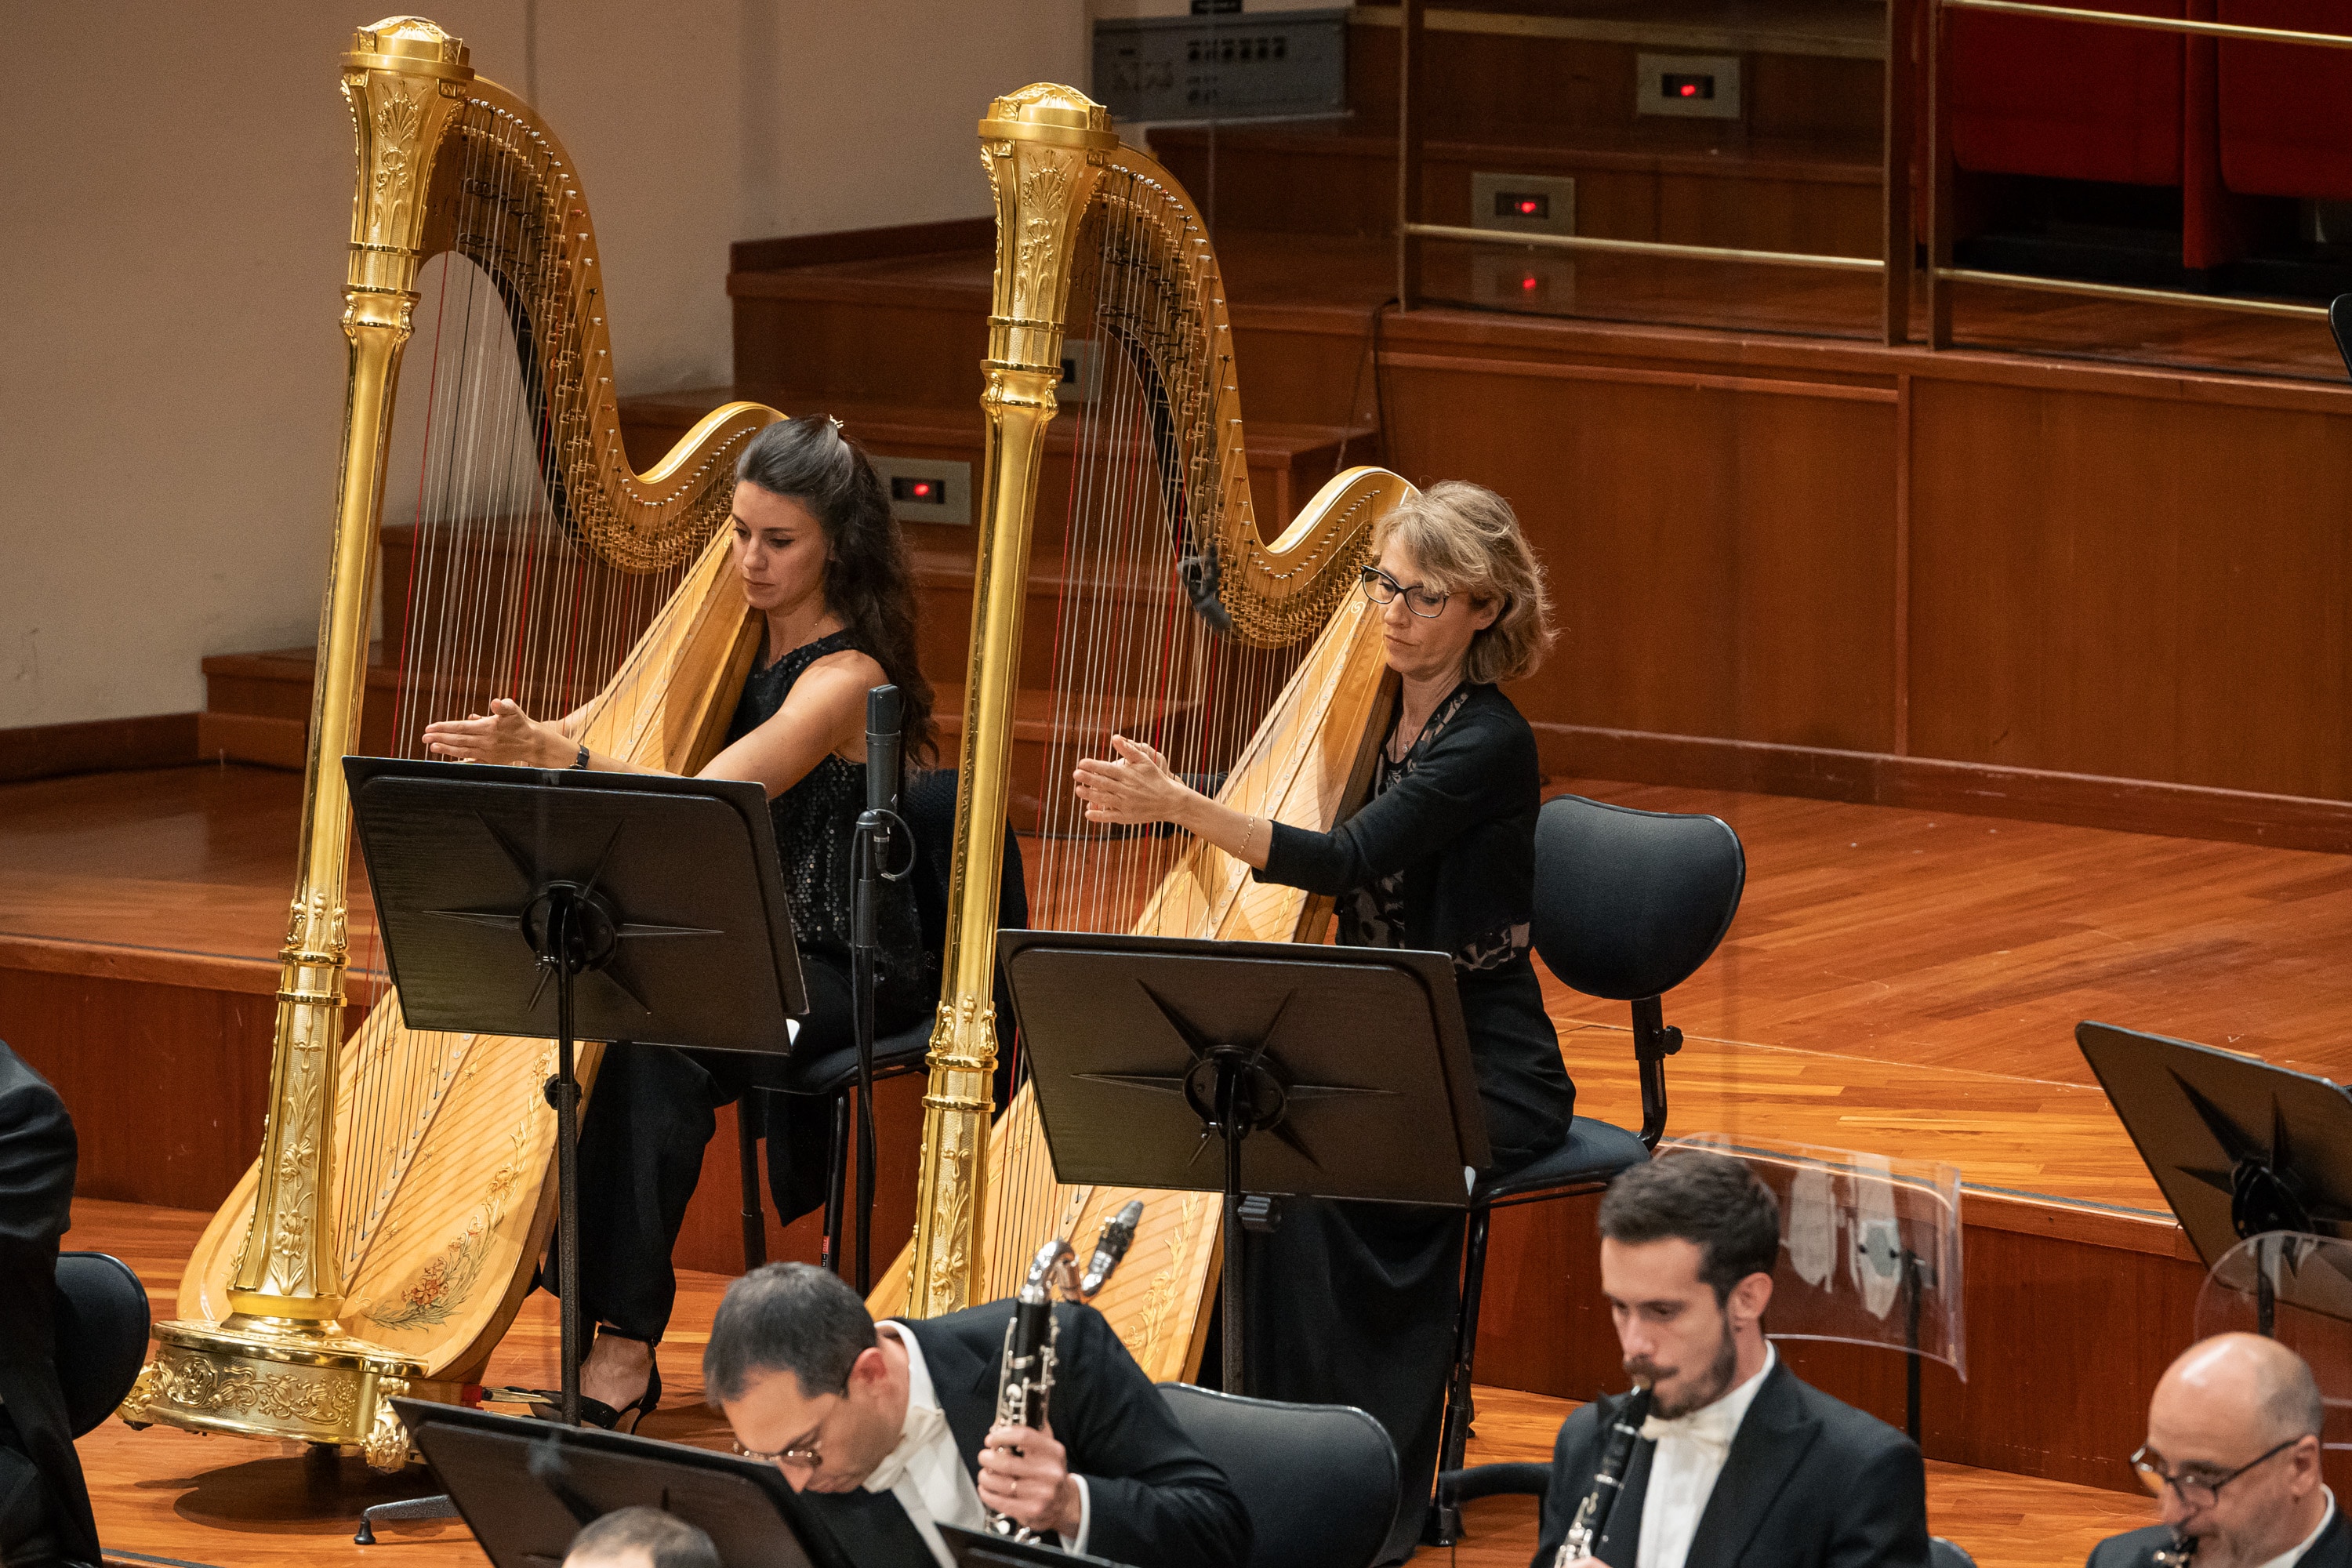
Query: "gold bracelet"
1240 813 1258 858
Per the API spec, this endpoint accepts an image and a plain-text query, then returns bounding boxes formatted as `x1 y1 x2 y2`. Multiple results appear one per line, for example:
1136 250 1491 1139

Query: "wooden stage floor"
12 760 2352 1224
70 1200 2158 1568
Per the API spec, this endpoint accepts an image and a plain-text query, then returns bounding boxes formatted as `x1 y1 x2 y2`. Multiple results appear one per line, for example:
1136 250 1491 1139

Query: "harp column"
906 88 1115 1316
119 18 468 1461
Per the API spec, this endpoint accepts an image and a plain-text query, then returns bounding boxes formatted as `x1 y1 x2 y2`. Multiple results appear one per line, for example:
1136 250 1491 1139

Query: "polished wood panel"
1384 356 1901 753
0 712 197 783
1908 376 2352 797
64 1199 2178 1568
1534 722 2352 853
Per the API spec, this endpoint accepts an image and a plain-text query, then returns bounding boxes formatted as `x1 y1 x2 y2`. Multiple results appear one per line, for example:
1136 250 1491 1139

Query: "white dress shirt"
2253 1489 2337 1568
1632 1343 1779 1568
869 1322 1092 1567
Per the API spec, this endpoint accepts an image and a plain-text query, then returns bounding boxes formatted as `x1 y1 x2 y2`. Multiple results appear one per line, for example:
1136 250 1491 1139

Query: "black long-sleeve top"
1256 681 1541 965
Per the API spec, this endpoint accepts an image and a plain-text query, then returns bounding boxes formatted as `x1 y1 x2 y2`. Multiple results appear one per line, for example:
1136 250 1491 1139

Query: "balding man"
2089 1333 2343 1568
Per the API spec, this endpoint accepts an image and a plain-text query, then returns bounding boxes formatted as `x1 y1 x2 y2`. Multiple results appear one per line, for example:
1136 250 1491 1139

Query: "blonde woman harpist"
1073 480 1577 1556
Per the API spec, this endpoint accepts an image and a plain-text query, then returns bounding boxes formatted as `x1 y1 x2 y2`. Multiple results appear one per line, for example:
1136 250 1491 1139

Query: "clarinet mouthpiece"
1080 1200 1145 1297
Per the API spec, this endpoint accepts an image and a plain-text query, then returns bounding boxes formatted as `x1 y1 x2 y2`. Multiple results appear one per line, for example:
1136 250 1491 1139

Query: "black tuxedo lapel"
1594 1437 1656 1568
2304 1504 2352 1568
1682 1363 1822 1568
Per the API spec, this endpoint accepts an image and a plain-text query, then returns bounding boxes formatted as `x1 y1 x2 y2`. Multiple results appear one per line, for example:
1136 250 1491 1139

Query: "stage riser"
19 956 2223 1497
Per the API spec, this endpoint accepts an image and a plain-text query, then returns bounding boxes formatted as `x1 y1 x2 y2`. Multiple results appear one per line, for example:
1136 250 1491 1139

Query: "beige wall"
0 2 1084 730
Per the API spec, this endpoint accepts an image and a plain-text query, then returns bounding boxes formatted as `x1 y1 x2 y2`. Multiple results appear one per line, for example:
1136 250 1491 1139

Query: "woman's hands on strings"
1071 734 1273 871
421 697 574 768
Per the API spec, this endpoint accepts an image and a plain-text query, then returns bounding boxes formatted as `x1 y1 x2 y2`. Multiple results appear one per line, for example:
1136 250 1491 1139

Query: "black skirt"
1236 960 1574 1560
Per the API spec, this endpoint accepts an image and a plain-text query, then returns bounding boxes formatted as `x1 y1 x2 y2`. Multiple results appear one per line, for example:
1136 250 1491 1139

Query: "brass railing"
1391 0 2349 345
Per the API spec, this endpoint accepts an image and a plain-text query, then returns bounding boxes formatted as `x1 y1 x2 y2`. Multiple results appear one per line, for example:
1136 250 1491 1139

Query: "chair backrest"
1532 795 1745 1001
902 767 1028 962
54 1250 150 1438
1156 1383 1399 1568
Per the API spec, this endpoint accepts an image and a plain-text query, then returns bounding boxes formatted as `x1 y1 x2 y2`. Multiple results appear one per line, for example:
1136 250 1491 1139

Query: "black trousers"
1236 962 1575 1563
567 955 919 1344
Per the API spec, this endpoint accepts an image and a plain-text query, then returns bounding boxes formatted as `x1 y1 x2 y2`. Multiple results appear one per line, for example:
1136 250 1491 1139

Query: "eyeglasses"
2131 1436 2303 1509
732 1392 841 1469
1359 565 1450 619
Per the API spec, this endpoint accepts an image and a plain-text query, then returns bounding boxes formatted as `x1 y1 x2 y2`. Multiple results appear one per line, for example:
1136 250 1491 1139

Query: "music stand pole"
546 891 585 1428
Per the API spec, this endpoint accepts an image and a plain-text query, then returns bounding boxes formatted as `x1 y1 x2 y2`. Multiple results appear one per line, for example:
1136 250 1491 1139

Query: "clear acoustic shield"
1658 1135 1967 1378
2194 1231 2352 1451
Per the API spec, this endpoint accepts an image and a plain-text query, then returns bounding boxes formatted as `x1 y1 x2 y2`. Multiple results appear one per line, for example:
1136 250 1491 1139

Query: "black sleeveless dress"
723 627 924 1017
569 627 927 1345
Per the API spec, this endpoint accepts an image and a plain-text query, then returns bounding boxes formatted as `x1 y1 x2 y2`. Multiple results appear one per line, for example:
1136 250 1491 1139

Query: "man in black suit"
705 1262 1249 1568
2088 1333 2343 1568
0 1041 101 1568
1534 1150 1929 1568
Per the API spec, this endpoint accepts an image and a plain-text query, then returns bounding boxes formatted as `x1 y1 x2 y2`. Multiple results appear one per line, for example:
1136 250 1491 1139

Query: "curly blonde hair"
1371 481 1555 684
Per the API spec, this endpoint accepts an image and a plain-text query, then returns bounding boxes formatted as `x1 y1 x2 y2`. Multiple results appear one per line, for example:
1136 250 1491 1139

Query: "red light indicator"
1520 274 1539 292
1679 82 1697 96
913 482 932 497
1516 198 1539 215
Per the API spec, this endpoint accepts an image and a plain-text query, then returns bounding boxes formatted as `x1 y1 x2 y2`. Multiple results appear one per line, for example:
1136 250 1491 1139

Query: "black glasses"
2131 1436 2303 1509
1359 565 1450 619
731 1391 842 1468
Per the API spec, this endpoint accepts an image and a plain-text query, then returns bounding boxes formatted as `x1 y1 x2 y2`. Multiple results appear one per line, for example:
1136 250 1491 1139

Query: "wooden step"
1147 120 1883 256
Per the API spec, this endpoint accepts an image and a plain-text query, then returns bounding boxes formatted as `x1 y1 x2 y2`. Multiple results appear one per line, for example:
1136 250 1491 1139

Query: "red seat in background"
2217 0 2352 201
1950 0 2186 184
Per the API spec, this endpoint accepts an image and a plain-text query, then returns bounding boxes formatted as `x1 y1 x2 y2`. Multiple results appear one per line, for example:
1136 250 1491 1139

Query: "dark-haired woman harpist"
422 412 935 1431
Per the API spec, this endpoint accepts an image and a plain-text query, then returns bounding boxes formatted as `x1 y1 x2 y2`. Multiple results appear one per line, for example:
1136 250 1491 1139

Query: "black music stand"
347 757 805 1438
941 1523 1138 1568
394 1399 853 1568
2078 1021 2352 1290
997 930 1491 1393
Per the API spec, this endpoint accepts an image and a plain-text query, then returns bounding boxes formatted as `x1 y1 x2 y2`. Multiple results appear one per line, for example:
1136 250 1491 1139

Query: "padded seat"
2218 0 2352 201
55 1251 151 1438
1949 0 2185 185
1475 1116 1652 1207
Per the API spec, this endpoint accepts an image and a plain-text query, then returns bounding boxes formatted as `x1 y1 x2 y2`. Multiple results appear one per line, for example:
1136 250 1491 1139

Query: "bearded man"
1533 1150 1930 1568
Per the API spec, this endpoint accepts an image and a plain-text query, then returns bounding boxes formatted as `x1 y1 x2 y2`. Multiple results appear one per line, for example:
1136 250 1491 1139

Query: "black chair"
1429 794 1745 1544
54 1251 150 1436
735 766 1029 1274
1157 1382 1399 1568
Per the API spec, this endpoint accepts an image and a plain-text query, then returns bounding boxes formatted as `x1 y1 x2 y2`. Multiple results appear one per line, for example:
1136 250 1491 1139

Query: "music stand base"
356 1492 459 1544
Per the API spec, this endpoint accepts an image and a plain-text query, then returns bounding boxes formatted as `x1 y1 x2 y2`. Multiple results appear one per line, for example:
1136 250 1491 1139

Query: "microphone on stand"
849 684 902 1293
866 684 903 838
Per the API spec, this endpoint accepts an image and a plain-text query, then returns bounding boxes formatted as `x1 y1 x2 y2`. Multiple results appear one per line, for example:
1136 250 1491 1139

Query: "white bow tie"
864 1402 952 1494
1639 1402 1741 1455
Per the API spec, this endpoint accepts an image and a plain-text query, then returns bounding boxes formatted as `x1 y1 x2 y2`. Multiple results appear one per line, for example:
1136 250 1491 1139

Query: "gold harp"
873 85 1417 1381
118 17 781 1460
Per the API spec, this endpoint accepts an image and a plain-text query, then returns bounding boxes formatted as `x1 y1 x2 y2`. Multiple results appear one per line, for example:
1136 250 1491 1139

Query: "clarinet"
988 1201 1145 1542
2151 1532 2199 1567
1555 1385 1653 1566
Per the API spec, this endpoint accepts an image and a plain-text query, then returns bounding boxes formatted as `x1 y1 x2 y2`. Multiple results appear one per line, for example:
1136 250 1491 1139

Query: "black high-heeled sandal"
574 1356 660 1434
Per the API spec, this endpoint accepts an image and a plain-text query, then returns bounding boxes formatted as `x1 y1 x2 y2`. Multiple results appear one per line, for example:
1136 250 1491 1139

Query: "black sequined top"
724 628 925 1014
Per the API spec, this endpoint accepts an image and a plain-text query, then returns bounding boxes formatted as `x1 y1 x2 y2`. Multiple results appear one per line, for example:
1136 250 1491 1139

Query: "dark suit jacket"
799 1301 1250 1568
0 1042 100 1566
2087 1507 2352 1568
1531 1363 1929 1568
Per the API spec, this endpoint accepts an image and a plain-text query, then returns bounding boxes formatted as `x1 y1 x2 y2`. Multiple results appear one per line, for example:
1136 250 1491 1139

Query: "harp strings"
986 166 1311 1293
331 94 706 1272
